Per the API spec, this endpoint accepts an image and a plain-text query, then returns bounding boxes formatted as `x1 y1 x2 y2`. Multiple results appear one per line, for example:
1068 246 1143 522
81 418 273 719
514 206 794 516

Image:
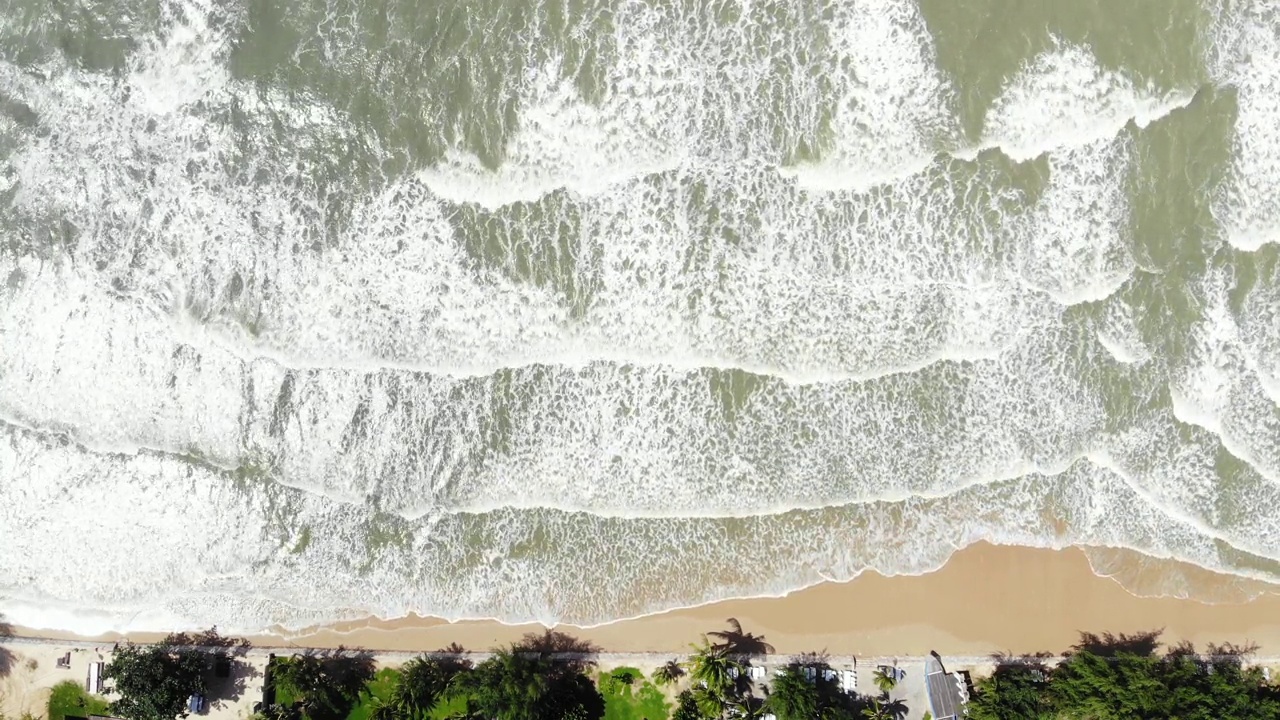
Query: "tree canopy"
966 658 1051 720
105 643 207 720
671 690 702 720
970 632 1280 720
450 647 603 720
765 667 821 720
389 648 472 719
0 612 13 679
764 659 865 720
271 648 376 720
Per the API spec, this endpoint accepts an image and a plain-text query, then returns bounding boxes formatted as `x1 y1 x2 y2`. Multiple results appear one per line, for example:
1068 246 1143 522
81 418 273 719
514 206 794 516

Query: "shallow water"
1 0 1279 634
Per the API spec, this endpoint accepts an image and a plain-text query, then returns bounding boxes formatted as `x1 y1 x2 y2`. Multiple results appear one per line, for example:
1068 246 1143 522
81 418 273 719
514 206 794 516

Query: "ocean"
1 0 1279 635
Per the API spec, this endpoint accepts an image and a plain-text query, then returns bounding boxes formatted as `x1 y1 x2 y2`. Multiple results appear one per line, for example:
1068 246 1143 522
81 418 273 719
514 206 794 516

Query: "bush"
47 680 111 720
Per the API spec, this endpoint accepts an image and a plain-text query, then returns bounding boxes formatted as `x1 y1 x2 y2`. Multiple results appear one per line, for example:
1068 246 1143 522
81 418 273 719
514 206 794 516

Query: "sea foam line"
3 533 1277 640
436 89 1199 210
3 424 1278 636
3 407 1261 554
163 291 1026 387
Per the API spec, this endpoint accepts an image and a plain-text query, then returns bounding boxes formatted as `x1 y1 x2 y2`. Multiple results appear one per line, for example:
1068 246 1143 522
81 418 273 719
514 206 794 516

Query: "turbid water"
1 0 1279 634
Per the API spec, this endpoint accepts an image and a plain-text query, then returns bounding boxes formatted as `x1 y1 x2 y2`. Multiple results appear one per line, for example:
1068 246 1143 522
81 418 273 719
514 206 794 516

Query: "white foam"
979 41 1195 163
1096 299 1153 365
1168 271 1280 487
417 54 686 208
4 0 1280 636
1010 134 1136 305
5 423 1280 634
1097 332 1146 364
5 36 1052 382
1209 2 1280 251
777 0 956 192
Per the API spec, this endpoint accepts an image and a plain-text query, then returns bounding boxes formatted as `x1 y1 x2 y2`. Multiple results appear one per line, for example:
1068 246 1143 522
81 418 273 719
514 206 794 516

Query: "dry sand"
273 542 1280 657
7 542 1280 720
12 542 1280 657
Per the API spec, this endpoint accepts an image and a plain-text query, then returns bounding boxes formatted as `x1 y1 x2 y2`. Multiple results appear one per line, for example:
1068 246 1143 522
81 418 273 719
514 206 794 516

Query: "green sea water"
0 0 1278 634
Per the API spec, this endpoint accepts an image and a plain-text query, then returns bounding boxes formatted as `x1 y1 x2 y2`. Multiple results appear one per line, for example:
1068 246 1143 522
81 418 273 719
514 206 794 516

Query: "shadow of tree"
709 617 775 657
512 630 600 673
1071 630 1162 658
163 627 258 706
0 612 15 678
788 650 830 667
275 646 377 720
514 630 600 656
164 628 253 656
989 650 1054 666
205 654 263 707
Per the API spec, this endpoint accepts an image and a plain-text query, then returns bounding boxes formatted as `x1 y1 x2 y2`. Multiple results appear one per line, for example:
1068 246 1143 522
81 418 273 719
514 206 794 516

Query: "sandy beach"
8 542 1280 720
12 543 1280 658
275 543 1280 657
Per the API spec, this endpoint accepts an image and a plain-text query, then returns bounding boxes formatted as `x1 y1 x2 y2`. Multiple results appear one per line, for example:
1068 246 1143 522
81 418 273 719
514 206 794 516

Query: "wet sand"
13 543 1280 657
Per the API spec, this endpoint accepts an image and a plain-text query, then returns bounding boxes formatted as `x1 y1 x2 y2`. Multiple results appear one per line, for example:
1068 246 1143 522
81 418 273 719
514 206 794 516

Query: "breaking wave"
2 0 1279 635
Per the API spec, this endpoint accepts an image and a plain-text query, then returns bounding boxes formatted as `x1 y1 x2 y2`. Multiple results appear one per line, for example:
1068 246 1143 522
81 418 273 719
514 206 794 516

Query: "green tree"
692 687 728 719
967 660 1051 720
450 648 603 720
368 696 398 720
0 612 13 679
271 649 376 720
765 660 859 720
392 649 472 719
765 667 820 720
1152 642 1280 719
105 643 206 720
161 628 250 652
685 637 740 698
860 699 891 720
671 690 704 720
871 668 896 695
1049 644 1166 717
970 631 1280 720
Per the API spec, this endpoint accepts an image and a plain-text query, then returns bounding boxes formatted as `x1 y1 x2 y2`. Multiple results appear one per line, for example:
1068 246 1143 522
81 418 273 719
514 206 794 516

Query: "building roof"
926 656 967 720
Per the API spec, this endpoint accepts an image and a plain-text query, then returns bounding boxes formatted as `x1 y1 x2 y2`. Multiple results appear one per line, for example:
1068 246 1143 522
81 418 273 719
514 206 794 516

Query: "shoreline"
11 543 1280 657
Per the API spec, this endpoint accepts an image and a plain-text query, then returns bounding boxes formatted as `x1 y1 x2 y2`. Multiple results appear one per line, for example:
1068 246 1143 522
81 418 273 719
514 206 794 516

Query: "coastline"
11 542 1280 657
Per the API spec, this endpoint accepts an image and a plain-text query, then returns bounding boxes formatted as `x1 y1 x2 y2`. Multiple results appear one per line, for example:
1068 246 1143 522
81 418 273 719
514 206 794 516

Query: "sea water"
1 0 1279 634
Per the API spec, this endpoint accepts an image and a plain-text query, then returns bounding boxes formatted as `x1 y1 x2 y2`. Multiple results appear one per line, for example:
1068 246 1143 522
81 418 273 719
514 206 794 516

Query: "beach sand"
276 542 1280 657
8 543 1280 720
11 543 1280 657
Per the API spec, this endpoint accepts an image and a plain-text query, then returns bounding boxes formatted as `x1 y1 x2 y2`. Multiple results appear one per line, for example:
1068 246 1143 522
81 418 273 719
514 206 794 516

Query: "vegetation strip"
5 618 1280 720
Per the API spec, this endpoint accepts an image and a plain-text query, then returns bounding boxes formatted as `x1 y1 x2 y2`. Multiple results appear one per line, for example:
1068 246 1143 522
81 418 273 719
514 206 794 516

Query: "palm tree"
653 659 686 686
391 651 473 720
730 694 768 720
693 686 728 719
368 695 399 720
862 698 892 720
863 697 908 720
686 637 741 698
873 666 897 694
765 667 820 720
708 618 775 657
